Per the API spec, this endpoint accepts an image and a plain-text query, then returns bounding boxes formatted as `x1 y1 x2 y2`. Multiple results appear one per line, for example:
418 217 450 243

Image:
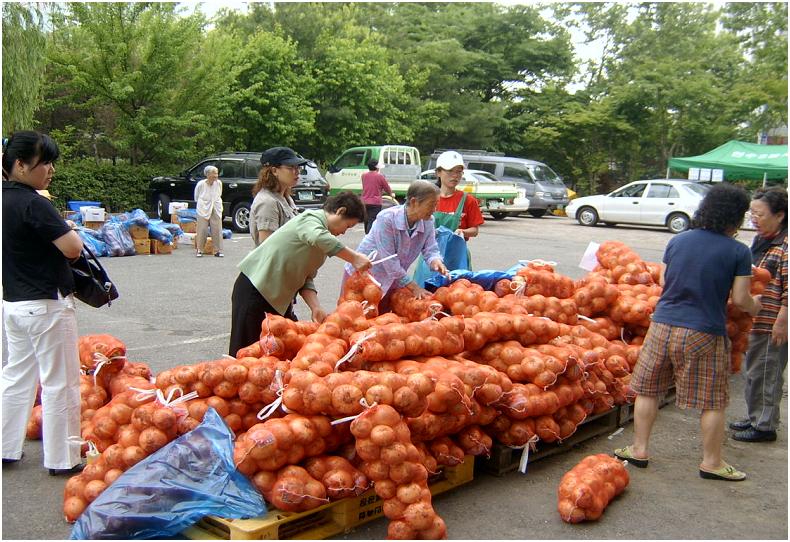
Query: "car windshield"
685 183 711 197
527 164 563 185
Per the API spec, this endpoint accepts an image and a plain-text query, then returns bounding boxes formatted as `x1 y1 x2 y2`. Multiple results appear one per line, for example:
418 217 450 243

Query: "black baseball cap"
260 147 309 167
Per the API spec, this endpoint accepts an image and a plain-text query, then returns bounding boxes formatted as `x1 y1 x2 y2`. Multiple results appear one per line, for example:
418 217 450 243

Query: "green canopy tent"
668 140 788 185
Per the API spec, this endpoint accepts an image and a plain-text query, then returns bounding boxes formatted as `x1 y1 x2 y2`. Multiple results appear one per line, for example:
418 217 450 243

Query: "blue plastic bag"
122 209 149 229
100 222 136 257
156 220 184 238
176 208 198 223
414 226 470 288
146 220 174 244
424 269 514 291
76 227 108 257
70 408 266 540
222 228 233 239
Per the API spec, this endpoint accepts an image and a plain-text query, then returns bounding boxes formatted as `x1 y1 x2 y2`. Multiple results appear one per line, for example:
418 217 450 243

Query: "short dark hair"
691 183 750 234
752 186 788 227
2 131 60 180
367 159 378 171
324 191 367 222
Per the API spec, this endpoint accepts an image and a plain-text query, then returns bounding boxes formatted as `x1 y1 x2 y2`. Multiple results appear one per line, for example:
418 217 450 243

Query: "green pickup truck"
325 145 524 217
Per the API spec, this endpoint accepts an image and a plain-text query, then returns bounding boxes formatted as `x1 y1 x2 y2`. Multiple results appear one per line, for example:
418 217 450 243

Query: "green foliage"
47 158 168 212
2 3 46 133
18 0 788 197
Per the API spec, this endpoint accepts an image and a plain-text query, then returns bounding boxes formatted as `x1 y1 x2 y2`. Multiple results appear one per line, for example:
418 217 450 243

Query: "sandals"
613 446 649 468
699 464 746 482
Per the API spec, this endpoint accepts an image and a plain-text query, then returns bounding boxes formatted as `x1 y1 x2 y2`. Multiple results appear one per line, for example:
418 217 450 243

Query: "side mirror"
180 170 189 178
327 164 340 174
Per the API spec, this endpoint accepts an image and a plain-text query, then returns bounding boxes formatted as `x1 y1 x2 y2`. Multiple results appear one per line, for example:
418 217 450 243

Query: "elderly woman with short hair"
343 180 448 307
194 165 223 257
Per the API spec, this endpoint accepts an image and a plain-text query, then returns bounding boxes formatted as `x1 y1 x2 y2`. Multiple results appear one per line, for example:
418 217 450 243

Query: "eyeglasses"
278 164 301 172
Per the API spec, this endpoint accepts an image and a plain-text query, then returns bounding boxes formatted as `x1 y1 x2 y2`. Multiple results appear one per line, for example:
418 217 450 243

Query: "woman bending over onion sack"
343 180 448 310
228 192 372 356
614 183 761 482
2 131 85 475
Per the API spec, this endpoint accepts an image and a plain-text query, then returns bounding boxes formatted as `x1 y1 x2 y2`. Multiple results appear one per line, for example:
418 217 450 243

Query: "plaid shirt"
751 229 788 334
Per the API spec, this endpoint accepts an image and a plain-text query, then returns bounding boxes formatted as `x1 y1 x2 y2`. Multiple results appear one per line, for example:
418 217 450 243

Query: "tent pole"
763 172 767 188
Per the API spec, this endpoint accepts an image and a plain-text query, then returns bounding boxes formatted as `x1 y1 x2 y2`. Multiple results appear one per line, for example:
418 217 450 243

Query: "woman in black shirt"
2 131 85 474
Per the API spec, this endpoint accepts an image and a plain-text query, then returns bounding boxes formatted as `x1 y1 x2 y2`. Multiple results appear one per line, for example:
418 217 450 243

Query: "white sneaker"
196 251 203 258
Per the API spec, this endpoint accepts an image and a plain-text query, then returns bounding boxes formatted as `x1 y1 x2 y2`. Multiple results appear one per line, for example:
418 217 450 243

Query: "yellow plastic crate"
183 458 474 540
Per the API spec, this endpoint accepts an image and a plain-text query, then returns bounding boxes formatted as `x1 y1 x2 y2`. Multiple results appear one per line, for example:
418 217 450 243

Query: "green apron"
433 192 472 270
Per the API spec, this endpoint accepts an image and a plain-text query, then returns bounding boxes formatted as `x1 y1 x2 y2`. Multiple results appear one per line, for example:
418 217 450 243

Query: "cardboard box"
169 202 188 214
84 221 105 231
151 239 173 254
134 238 151 255
193 236 213 254
171 235 179 250
180 221 197 234
129 225 149 239
81 207 106 222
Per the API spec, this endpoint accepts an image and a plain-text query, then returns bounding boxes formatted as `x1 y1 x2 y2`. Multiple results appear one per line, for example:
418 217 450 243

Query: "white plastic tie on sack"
577 314 597 323
257 369 285 420
156 387 198 408
515 435 540 474
67 436 100 463
607 427 624 440
130 386 158 402
510 281 526 297
335 332 377 371
330 398 378 425
91 352 126 386
425 302 451 320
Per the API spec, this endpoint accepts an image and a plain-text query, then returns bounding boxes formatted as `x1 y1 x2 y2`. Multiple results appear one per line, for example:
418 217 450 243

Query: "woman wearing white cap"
433 150 484 268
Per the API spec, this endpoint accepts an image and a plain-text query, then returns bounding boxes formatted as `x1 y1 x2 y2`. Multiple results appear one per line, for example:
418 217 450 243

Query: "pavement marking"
126 332 230 352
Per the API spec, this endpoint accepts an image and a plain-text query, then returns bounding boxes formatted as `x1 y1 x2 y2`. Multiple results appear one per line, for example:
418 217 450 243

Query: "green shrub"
47 159 178 213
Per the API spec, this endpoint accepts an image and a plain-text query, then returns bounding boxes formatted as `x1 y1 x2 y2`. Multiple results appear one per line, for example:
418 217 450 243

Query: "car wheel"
231 201 251 233
528 209 547 218
490 211 507 220
666 212 690 234
577 206 599 226
156 194 171 222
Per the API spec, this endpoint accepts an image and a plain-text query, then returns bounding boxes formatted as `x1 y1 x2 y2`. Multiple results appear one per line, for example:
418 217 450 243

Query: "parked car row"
146 145 710 235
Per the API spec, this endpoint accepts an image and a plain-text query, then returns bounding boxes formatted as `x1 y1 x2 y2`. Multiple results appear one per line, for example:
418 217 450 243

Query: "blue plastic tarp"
70 408 266 539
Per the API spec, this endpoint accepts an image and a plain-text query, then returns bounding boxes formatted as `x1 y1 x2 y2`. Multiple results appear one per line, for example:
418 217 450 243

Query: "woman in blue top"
614 184 762 481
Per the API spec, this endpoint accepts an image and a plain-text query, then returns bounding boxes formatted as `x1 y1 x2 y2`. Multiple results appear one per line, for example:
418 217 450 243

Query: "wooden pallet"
477 408 620 477
182 458 474 540
616 386 676 426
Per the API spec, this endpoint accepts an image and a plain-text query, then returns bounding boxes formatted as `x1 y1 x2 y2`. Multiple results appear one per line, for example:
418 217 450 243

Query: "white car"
418 169 530 220
565 179 711 234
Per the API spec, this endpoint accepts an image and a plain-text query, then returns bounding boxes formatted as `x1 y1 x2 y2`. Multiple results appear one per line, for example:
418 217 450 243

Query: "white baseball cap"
436 151 464 170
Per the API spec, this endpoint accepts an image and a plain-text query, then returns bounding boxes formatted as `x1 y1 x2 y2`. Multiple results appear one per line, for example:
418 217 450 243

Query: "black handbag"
71 244 119 307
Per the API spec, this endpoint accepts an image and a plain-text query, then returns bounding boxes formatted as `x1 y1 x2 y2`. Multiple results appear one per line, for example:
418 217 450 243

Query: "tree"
2 3 47 133
42 3 226 164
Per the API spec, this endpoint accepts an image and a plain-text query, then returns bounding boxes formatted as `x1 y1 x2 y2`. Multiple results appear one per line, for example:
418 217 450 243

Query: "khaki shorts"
630 322 731 410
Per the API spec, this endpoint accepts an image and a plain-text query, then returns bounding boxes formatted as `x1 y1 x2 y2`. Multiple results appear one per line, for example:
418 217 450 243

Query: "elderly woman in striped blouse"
343 180 448 309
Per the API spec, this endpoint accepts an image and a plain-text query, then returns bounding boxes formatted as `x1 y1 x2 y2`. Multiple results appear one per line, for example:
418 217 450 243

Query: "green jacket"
238 210 344 314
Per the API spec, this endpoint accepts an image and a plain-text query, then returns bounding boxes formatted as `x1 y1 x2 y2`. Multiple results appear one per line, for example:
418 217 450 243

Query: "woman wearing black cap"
249 147 305 247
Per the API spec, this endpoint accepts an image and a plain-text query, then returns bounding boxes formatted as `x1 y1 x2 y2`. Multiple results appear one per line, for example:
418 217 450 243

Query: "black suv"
147 152 329 232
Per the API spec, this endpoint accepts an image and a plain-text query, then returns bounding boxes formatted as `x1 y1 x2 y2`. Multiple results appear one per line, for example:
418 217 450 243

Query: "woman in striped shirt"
731 187 788 443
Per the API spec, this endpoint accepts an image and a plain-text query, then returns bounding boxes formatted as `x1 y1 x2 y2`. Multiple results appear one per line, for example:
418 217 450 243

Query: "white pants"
2 295 82 469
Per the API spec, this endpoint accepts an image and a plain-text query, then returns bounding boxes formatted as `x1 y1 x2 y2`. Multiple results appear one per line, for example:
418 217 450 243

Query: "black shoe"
49 463 85 476
2 452 24 464
731 427 777 442
729 419 752 431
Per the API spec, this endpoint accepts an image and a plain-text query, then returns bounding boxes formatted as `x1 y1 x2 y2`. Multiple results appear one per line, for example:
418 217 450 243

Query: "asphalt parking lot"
2 214 787 540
